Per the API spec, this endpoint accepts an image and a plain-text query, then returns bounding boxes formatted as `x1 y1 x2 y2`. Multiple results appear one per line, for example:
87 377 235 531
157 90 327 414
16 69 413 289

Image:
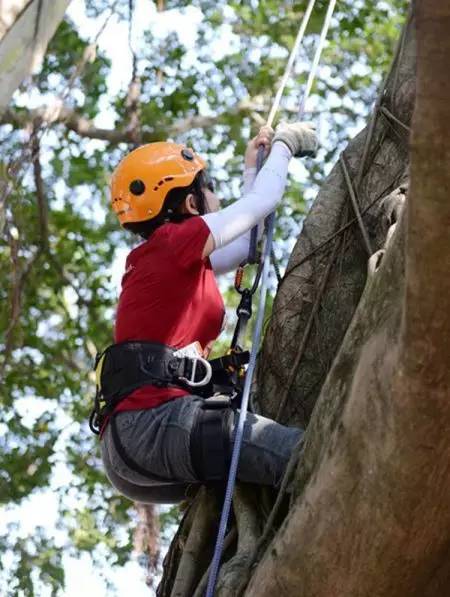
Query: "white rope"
298 0 337 118
267 0 318 127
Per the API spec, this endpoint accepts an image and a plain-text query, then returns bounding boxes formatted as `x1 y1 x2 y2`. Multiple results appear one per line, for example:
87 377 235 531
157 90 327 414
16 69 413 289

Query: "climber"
95 121 318 504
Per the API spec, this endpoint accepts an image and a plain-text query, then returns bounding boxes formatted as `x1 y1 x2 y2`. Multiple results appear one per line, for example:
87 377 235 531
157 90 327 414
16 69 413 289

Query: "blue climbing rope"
205 1 337 594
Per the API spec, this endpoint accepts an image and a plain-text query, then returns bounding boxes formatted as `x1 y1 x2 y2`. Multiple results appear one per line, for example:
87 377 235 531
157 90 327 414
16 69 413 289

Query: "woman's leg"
101 397 204 485
101 434 199 504
236 411 303 486
187 399 303 486
102 396 303 492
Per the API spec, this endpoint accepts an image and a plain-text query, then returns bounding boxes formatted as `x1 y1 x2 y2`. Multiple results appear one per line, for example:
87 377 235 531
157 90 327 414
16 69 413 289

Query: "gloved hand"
273 121 318 157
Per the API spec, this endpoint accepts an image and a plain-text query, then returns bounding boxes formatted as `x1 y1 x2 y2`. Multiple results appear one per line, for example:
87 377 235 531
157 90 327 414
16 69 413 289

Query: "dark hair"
124 170 211 239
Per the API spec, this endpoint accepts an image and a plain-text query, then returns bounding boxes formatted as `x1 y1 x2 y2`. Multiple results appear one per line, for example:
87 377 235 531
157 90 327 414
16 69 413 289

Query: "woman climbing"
96 121 318 503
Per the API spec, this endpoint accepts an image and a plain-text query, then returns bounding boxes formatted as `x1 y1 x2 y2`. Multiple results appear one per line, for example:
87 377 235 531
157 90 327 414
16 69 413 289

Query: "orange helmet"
110 142 207 226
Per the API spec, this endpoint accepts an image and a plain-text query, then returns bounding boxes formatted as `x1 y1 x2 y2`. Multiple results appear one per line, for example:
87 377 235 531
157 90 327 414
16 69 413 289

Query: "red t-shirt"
113 217 225 413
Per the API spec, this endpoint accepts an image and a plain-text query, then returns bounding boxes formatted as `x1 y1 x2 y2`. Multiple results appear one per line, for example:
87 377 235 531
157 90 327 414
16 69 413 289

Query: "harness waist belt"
89 341 249 434
98 341 211 399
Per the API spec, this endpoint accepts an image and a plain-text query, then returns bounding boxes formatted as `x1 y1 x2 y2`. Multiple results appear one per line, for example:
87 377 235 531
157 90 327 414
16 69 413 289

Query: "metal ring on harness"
179 356 212 387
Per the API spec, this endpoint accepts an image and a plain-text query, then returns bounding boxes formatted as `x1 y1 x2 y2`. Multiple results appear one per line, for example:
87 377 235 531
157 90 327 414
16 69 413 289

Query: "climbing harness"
91 341 245 489
206 1 337 594
89 341 249 435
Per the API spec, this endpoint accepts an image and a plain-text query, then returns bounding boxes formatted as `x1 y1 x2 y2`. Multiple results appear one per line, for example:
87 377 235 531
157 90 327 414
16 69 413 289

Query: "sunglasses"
203 171 215 193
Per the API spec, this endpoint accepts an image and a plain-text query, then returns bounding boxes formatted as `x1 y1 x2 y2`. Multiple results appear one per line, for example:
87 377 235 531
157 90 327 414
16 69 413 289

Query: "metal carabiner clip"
179 356 212 387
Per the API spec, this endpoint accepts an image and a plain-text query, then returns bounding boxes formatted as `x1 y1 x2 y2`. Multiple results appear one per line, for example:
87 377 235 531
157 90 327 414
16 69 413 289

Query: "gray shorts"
101 395 302 503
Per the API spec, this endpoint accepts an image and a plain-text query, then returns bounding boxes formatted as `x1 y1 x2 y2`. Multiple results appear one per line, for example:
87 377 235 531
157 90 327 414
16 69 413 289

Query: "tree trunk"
245 2 450 594
256 8 415 428
0 0 70 114
159 2 450 594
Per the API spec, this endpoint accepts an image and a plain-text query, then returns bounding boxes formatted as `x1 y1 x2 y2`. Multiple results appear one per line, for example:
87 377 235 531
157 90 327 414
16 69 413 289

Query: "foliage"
0 0 407 593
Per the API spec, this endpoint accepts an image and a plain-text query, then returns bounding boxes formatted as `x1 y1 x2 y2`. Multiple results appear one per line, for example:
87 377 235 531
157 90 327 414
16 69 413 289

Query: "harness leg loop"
190 402 234 483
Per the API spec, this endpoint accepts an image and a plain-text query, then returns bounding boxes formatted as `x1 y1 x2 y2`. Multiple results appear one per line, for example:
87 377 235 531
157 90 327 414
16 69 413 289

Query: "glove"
273 121 318 158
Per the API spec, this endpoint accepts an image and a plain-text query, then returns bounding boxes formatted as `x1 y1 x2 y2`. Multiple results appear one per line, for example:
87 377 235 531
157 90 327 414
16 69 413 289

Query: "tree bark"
159 11 417 595
159 2 450 595
0 0 70 114
244 1 450 594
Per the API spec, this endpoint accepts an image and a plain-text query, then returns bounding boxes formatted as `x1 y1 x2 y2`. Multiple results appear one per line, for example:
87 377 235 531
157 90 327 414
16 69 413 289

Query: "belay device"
206 0 338 594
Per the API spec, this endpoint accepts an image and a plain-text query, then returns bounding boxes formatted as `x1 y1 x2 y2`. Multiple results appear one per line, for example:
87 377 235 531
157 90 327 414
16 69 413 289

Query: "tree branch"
31 123 49 250
125 0 142 146
215 484 260 597
1 228 42 381
169 487 220 597
0 0 70 113
0 123 48 381
0 99 288 145
133 503 160 588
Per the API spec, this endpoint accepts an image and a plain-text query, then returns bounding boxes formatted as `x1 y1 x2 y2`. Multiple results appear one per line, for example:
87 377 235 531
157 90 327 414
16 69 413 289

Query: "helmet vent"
129 179 146 195
181 149 194 161
152 177 174 191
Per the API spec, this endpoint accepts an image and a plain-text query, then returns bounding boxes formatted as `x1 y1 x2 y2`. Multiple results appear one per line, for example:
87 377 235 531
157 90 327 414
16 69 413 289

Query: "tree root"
169 486 221 597
192 527 238 597
157 486 220 597
157 494 198 597
369 183 407 277
215 484 261 597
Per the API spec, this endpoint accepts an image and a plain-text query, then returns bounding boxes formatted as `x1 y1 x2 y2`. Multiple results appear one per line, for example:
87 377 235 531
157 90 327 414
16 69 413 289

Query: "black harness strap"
99 341 195 400
190 399 234 483
209 351 249 373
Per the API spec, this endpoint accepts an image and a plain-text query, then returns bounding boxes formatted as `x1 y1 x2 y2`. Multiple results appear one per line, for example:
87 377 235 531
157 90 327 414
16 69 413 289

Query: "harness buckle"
179 356 212 387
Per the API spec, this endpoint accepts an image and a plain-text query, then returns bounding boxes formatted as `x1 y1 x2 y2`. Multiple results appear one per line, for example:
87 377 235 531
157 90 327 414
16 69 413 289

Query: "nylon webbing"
205 1 337 595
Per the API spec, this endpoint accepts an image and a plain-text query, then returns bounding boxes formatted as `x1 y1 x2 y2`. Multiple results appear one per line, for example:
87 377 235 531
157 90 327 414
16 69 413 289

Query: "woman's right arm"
202 141 292 258
209 166 263 275
202 121 318 259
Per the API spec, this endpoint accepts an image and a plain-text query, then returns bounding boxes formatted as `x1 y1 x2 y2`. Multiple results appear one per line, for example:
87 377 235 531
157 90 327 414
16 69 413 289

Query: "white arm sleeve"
209 232 252 274
209 167 257 275
205 142 291 273
242 166 257 194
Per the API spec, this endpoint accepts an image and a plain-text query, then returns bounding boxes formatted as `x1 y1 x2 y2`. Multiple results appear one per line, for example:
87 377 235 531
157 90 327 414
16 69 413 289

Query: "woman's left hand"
244 125 275 168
